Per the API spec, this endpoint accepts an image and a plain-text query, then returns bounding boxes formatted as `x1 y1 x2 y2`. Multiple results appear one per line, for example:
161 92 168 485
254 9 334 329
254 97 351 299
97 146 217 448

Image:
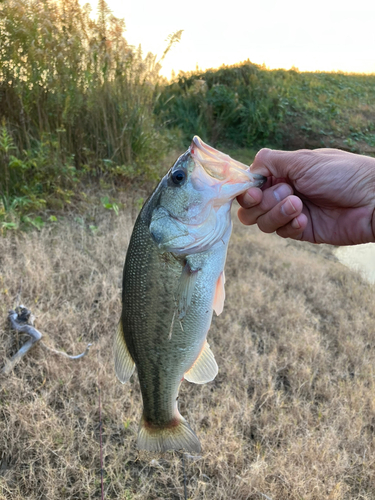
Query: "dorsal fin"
184 341 218 384
114 320 135 384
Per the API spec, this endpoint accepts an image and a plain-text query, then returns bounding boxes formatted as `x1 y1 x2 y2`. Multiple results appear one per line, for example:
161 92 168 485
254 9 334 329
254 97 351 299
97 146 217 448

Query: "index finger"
250 148 315 180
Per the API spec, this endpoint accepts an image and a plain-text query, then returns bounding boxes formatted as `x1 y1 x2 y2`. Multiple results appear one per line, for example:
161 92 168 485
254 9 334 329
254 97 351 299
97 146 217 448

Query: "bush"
156 61 375 152
0 1 175 175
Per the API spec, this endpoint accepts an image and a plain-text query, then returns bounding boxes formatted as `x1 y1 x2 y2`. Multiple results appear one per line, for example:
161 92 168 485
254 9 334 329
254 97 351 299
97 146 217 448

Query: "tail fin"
137 413 201 453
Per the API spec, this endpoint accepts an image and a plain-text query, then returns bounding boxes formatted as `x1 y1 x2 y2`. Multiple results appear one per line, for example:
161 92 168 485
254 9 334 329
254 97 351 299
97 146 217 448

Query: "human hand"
237 148 375 245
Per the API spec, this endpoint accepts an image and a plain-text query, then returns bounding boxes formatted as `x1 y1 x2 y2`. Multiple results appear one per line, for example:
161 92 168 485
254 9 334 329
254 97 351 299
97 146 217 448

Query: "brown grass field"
1 190 375 499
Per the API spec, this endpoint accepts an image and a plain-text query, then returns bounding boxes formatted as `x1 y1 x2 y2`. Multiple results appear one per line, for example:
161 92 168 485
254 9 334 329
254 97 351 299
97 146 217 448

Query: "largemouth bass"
114 137 265 453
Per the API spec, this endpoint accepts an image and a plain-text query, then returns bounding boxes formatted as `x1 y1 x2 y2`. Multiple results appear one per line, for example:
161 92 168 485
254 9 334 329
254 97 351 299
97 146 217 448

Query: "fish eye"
171 169 186 185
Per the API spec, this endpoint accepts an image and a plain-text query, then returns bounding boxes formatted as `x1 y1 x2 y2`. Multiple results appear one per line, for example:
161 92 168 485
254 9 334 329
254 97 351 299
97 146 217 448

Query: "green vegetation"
157 62 375 152
0 0 180 229
1 0 375 230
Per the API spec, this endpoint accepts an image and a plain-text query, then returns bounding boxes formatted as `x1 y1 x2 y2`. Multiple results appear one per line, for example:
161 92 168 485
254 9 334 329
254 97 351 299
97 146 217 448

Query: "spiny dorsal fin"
114 320 135 384
184 341 218 384
176 261 199 320
213 270 225 316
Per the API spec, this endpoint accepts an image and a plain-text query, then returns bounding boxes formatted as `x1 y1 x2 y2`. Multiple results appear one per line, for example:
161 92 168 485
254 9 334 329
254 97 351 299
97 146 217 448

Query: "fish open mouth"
150 137 266 254
190 136 266 187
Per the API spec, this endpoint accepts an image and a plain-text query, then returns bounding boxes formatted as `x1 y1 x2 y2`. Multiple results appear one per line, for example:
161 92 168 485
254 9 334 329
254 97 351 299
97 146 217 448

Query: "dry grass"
1 199 375 500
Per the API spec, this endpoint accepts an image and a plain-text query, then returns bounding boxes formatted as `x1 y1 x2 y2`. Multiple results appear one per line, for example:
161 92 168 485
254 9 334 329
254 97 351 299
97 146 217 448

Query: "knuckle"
254 148 272 162
257 212 278 233
238 208 256 226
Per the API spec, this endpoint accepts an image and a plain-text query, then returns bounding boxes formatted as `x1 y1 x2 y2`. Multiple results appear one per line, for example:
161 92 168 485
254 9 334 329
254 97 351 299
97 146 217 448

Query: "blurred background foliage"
1 0 375 230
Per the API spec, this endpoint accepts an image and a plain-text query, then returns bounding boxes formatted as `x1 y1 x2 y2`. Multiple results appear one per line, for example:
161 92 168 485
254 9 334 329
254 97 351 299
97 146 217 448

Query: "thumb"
250 148 298 180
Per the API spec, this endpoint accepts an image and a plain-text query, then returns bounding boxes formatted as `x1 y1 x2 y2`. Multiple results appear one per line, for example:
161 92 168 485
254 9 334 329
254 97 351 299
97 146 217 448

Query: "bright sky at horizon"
82 0 375 79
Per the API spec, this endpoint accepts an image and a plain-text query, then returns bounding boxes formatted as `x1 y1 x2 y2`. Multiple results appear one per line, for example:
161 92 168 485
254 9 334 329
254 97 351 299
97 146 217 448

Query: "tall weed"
0 0 181 224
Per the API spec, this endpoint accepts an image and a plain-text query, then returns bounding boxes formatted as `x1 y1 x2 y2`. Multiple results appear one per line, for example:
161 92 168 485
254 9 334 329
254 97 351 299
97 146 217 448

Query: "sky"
83 0 375 79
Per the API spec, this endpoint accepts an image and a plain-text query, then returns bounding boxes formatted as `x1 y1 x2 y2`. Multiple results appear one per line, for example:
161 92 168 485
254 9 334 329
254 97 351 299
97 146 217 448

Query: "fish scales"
122 196 225 422
114 137 265 452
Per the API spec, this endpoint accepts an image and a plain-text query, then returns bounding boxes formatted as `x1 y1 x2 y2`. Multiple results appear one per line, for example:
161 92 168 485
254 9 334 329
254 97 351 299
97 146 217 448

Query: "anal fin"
114 320 135 384
184 341 218 384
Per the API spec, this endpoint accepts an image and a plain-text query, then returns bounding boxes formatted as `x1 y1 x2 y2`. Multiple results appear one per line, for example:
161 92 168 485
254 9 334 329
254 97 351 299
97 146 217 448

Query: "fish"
114 136 265 453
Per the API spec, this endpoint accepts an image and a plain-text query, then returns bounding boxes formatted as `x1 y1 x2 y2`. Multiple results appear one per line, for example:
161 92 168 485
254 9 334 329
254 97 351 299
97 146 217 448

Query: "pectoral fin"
184 341 218 384
176 262 199 320
213 271 225 316
114 320 135 384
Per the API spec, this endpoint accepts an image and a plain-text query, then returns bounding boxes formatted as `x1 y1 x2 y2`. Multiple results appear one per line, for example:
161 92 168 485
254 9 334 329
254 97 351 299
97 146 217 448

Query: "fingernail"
291 217 300 229
242 192 256 207
273 184 292 202
281 198 297 216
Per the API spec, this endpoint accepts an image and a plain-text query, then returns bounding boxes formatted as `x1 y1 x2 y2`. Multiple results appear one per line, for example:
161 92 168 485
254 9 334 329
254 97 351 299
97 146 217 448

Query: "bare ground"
1 199 375 500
